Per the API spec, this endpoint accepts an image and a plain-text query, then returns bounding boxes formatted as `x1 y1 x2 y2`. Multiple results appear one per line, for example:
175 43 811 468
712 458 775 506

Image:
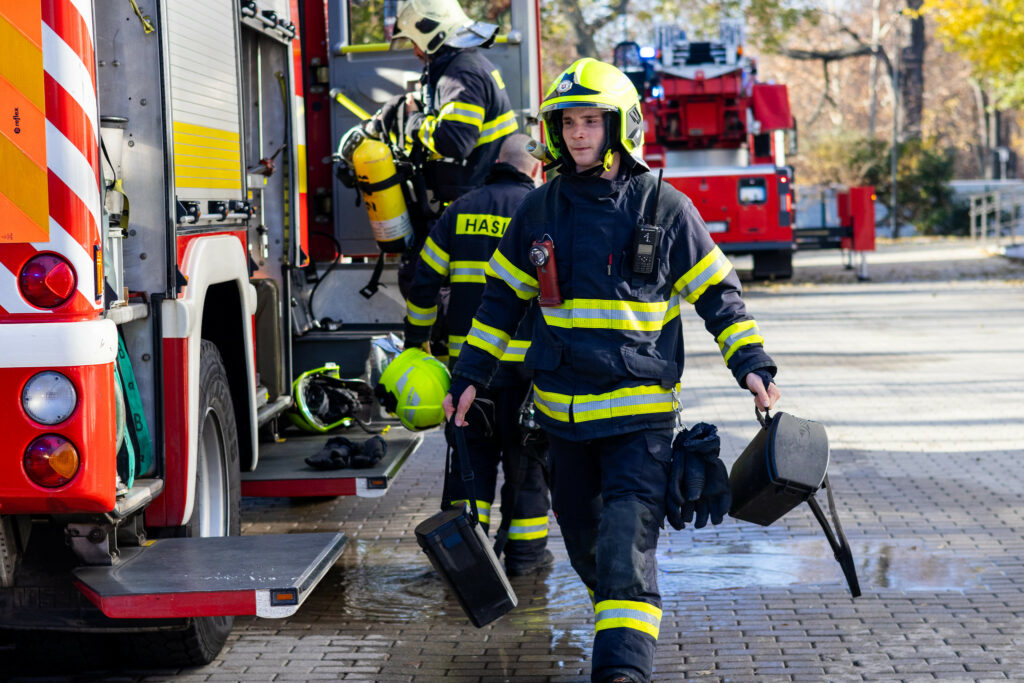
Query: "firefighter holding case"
444 59 782 683
404 134 554 577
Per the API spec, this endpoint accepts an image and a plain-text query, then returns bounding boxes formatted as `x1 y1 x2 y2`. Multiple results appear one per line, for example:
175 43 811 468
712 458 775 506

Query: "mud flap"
72 532 345 619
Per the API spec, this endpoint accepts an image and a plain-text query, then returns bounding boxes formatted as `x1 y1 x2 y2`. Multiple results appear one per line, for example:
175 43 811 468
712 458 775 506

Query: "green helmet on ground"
539 57 647 171
374 348 450 431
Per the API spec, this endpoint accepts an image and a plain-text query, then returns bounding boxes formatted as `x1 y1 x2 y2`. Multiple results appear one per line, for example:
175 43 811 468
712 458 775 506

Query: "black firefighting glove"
372 93 405 140
666 422 731 530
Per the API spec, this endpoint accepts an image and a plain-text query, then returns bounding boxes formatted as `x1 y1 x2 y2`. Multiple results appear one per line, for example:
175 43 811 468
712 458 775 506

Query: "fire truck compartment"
72 532 346 619
241 429 424 497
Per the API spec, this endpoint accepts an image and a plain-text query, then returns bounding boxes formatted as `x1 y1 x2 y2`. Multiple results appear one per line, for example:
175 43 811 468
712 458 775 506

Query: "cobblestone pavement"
6 239 1024 682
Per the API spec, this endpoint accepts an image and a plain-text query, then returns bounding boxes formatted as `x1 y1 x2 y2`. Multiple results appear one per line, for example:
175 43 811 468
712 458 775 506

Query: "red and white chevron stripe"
0 0 102 319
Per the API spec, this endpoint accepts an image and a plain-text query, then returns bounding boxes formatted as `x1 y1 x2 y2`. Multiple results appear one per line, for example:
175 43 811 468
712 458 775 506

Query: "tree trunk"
867 0 882 137
559 0 629 60
899 0 926 140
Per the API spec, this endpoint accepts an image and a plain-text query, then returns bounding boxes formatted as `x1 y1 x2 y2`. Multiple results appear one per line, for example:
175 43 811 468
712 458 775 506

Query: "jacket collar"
485 162 535 187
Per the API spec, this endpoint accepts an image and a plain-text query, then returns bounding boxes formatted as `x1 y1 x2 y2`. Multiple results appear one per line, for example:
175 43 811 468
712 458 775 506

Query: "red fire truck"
616 22 875 279
0 0 540 667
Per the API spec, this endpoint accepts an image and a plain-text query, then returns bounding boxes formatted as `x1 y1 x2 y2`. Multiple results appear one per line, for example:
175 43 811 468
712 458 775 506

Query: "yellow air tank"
343 127 413 253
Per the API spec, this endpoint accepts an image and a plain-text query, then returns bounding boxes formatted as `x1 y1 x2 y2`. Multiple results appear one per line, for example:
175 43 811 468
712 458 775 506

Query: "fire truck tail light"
19 254 77 309
786 193 792 212
24 435 80 488
22 371 78 425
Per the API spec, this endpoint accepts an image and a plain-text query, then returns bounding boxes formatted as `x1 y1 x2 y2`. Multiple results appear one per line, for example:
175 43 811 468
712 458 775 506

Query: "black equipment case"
729 410 861 597
414 426 517 628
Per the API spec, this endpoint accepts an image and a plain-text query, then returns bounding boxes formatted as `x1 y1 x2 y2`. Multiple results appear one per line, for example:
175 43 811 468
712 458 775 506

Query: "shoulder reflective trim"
477 110 518 146
533 385 571 421
716 320 764 364
450 259 488 283
673 245 734 304
594 599 662 639
455 213 511 237
438 100 486 130
406 300 438 326
450 499 491 524
420 236 450 276
508 515 549 540
466 318 512 359
572 384 678 423
540 298 679 331
486 250 539 300
491 68 506 90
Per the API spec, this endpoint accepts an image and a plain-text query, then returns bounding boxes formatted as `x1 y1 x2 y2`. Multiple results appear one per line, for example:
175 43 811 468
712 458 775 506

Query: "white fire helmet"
390 0 498 55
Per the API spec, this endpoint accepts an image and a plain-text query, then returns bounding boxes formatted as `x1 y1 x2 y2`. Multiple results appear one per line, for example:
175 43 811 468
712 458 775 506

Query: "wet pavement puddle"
327 538 993 624
659 539 992 592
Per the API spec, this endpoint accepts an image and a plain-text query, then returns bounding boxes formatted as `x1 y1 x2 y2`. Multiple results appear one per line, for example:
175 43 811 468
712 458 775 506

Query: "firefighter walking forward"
380 0 519 203
444 60 781 683
404 134 553 576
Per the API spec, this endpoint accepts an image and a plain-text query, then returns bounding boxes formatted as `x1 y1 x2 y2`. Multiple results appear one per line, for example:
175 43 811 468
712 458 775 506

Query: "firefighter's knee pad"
597 497 659 598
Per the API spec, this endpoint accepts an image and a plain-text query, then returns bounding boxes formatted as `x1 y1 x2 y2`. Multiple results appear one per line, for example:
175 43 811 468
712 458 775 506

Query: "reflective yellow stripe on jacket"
418 101 485 153
717 320 764 364
486 249 539 300
672 245 733 304
450 335 529 361
406 300 437 327
420 236 450 276
533 384 679 424
540 297 680 331
450 259 488 283
594 599 662 639
477 110 518 146
466 318 511 359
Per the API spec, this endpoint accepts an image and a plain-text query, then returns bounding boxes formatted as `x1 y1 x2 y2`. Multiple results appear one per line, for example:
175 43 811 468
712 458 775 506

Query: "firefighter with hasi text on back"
403 133 554 578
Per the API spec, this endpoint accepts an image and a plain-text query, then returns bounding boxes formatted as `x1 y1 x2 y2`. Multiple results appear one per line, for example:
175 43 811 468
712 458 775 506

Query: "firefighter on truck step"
403 133 554 578
444 59 782 683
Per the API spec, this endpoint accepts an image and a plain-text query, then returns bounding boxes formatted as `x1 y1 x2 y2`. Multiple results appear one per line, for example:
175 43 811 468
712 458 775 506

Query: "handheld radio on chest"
631 170 664 276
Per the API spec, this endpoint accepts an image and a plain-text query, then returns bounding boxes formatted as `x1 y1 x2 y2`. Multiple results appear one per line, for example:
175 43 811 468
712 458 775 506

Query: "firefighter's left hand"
745 371 781 412
443 383 477 427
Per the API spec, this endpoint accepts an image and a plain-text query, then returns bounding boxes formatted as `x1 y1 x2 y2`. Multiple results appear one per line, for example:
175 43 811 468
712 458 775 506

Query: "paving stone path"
6 239 1024 682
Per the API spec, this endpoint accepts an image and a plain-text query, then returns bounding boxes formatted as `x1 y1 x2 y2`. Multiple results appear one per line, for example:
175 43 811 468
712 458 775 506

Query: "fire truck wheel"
124 340 241 666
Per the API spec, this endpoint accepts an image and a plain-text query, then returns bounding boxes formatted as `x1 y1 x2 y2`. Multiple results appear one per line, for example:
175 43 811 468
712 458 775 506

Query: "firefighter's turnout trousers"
444 381 550 567
548 428 671 683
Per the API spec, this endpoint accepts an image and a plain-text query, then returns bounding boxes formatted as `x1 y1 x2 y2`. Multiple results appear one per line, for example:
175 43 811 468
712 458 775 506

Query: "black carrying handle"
806 474 861 598
447 424 481 526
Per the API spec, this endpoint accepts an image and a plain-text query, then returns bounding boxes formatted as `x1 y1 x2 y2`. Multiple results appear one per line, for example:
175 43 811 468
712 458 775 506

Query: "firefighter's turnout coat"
452 169 777 441
404 163 535 388
404 47 519 202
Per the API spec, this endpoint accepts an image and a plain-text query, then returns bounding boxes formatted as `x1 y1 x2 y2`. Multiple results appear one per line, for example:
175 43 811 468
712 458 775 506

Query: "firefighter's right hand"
443 380 477 427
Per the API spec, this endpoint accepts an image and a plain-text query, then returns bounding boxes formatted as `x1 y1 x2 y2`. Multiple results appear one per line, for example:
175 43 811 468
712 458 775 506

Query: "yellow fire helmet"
389 0 497 54
539 58 647 171
374 348 451 431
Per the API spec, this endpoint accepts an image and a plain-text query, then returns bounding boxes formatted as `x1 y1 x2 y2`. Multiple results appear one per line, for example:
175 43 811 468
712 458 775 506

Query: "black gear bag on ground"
414 425 517 627
729 409 861 598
